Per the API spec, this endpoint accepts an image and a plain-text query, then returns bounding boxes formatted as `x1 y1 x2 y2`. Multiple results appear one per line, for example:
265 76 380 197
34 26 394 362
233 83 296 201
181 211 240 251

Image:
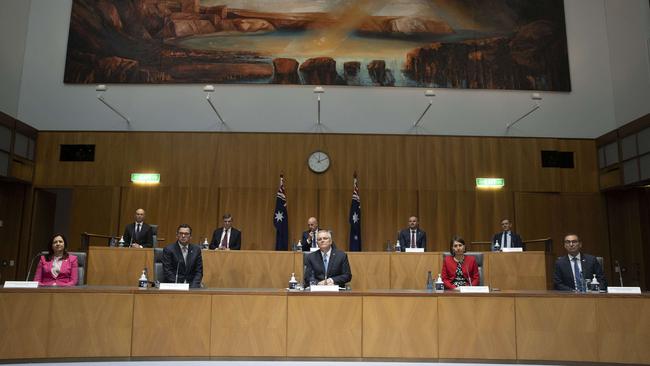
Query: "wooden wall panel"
597 298 650 364
363 189 418 251
69 187 121 251
319 189 350 250
279 188 318 248
219 187 274 250
0 182 26 281
0 293 51 359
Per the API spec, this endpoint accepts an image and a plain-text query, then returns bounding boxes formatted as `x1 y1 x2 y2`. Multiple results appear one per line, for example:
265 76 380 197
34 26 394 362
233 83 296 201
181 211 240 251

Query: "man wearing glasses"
553 233 607 291
161 224 203 288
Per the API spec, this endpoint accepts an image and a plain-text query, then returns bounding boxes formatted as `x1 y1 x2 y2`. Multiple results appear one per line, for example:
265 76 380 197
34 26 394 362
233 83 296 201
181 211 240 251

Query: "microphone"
175 260 181 284
25 252 43 281
465 261 472 287
614 260 624 286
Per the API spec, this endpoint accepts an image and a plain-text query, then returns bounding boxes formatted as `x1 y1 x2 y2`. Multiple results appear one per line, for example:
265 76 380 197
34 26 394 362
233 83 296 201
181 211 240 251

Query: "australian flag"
274 175 289 251
349 173 362 251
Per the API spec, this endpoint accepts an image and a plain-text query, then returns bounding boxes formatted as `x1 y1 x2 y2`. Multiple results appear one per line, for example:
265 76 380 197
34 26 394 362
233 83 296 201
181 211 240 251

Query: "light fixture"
204 84 227 128
476 177 505 189
506 93 542 131
96 84 130 125
412 89 436 131
131 173 160 184
313 86 324 126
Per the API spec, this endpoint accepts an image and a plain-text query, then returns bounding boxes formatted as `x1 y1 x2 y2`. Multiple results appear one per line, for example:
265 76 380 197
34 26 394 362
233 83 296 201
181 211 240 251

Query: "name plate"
607 287 642 294
309 247 319 252
501 247 523 253
459 286 490 293
404 248 424 253
4 281 39 288
309 285 340 292
159 283 190 291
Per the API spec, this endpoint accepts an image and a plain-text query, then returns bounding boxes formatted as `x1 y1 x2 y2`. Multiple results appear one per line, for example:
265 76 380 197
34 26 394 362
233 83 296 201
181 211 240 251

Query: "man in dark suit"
300 216 319 251
553 233 607 291
304 230 352 287
491 218 524 251
209 213 241 250
161 224 203 288
397 216 427 251
122 208 154 248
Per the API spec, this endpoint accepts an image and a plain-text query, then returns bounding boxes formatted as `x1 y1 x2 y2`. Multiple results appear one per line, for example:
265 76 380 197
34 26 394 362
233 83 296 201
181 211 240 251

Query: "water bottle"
138 268 148 289
296 240 302 252
109 237 117 247
590 274 600 292
493 240 501 251
426 271 433 290
395 239 401 252
385 240 392 252
435 273 444 292
288 272 298 290
202 238 209 250
118 236 125 247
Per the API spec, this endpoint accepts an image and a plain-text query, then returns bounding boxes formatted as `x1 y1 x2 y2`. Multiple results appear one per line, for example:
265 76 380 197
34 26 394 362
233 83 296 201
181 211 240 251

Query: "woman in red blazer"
33 233 78 287
441 236 479 289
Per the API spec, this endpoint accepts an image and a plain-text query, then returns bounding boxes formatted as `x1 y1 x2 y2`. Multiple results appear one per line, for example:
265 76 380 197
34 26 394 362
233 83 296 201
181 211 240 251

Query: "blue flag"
349 174 362 251
274 175 289 251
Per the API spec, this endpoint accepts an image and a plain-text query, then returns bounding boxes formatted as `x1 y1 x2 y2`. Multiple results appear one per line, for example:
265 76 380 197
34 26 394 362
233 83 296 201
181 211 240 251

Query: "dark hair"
46 233 69 261
223 213 232 220
449 235 466 256
177 224 192 234
563 233 580 242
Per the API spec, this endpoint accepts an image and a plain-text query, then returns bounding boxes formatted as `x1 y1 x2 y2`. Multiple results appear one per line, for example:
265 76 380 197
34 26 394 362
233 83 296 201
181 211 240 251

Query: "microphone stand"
25 252 43 281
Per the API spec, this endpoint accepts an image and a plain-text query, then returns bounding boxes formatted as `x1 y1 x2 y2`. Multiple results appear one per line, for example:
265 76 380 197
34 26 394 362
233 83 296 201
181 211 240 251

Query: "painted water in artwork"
64 0 571 91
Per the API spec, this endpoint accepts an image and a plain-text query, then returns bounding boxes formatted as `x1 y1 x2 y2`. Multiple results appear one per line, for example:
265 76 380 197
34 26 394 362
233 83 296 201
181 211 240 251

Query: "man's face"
408 216 418 229
564 235 582 256
177 228 191 245
135 209 145 223
317 231 332 252
501 220 511 231
223 217 232 230
308 218 318 231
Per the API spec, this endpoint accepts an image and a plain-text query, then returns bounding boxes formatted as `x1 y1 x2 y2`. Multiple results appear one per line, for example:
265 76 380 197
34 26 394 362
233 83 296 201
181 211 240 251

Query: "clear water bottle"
296 240 302 252
426 271 433 290
202 238 209 250
109 237 117 247
395 239 401 252
118 236 125 247
138 268 148 289
288 272 298 290
435 273 445 292
493 240 501 251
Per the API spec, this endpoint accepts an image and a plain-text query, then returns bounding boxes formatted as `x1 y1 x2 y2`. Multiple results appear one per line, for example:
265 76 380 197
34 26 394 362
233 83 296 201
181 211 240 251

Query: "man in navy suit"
122 208 154 248
553 233 607 291
161 224 203 288
491 218 524 251
209 213 242 250
397 216 427 251
300 216 319 251
304 230 352 287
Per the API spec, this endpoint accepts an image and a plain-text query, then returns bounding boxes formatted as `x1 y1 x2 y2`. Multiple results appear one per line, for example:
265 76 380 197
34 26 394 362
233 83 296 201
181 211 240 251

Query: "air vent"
541 150 574 168
59 144 95 162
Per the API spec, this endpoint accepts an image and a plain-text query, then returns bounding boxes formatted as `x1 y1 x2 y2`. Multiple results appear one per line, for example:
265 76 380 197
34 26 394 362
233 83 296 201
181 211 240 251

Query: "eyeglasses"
178 232 191 236
564 240 579 244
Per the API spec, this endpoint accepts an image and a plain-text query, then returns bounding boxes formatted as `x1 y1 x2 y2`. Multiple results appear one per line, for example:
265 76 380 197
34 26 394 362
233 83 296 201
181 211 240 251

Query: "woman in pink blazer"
33 233 78 287
441 236 480 290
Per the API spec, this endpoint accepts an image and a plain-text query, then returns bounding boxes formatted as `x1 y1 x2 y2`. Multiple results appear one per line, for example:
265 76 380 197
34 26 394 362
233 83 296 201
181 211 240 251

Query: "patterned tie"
182 245 188 265
221 230 229 249
573 257 583 291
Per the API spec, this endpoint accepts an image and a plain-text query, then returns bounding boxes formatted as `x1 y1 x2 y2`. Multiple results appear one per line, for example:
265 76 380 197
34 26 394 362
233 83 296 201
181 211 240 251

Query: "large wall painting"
64 0 571 91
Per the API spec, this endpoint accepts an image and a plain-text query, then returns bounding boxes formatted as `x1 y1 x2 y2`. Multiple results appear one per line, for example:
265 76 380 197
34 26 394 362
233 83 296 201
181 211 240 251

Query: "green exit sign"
131 173 160 184
476 178 505 188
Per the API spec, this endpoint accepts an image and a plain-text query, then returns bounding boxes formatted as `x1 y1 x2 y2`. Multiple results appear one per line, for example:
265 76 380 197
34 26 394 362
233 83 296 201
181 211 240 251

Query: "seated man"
300 216 319 251
491 218 524 251
122 208 154 248
304 230 352 287
209 213 241 250
553 233 607 291
397 216 427 251
161 224 203 288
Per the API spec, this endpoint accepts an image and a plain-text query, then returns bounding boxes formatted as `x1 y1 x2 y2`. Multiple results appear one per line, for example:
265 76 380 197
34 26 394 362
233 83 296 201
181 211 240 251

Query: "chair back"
150 224 158 248
442 252 484 286
69 251 87 285
153 247 164 283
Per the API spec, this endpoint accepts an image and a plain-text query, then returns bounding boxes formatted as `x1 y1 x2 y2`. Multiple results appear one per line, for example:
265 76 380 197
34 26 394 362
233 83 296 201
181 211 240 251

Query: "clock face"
308 151 330 173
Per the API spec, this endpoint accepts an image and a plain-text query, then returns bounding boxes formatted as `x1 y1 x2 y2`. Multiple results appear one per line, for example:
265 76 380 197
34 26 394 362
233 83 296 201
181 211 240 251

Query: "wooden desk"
1 287 649 364
87 248 548 290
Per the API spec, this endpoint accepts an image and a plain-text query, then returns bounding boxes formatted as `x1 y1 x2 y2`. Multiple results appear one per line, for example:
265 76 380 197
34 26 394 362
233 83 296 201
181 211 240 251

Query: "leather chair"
442 252 484 286
153 247 164 283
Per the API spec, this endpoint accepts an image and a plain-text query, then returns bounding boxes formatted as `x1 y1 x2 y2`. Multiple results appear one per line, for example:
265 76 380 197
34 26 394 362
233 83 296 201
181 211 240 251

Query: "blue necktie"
323 254 329 276
573 257 583 291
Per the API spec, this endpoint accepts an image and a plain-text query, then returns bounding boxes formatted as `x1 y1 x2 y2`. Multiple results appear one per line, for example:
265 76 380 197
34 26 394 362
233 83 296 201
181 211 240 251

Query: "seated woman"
441 236 480 290
34 233 78 286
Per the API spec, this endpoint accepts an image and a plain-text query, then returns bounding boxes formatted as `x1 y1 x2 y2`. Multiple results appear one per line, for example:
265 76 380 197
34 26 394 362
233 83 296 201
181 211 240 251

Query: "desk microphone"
614 260 624 286
175 261 181 284
25 252 43 281
465 261 472 287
